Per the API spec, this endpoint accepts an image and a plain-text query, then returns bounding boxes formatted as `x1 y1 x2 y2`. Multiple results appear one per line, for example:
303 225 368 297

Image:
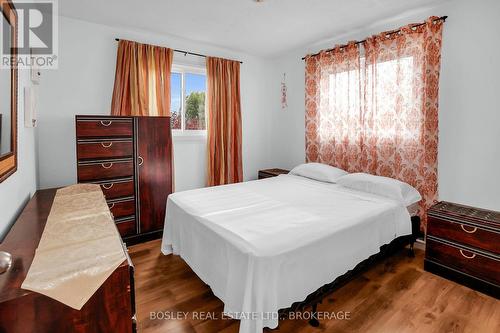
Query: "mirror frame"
0 0 17 183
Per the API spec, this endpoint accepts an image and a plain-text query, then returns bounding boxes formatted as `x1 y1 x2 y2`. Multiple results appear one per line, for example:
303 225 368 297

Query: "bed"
161 173 415 333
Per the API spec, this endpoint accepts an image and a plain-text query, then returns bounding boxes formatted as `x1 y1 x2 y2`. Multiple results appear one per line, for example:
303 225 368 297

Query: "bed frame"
277 216 420 327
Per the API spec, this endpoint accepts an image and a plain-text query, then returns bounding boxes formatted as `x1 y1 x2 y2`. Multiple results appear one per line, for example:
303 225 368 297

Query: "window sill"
172 132 207 142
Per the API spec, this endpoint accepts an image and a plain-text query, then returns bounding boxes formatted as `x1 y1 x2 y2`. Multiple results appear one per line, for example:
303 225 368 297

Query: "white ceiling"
59 0 448 57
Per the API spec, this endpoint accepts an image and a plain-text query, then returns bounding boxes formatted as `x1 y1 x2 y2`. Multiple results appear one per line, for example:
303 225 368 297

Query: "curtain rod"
114 38 243 64
301 15 447 60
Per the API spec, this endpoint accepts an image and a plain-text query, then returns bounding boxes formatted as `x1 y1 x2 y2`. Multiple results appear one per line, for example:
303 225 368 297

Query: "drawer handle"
138 156 144 166
100 121 113 127
108 203 115 209
101 142 113 148
460 225 477 234
102 183 114 190
101 163 113 169
459 250 476 259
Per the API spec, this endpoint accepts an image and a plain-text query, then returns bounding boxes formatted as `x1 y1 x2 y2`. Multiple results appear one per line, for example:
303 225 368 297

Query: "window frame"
171 63 207 137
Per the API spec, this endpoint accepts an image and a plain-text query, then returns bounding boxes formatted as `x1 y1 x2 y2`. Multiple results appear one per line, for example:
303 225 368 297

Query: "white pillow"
336 173 421 206
289 163 348 183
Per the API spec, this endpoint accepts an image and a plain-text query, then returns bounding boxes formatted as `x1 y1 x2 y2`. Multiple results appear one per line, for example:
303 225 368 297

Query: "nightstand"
258 168 290 179
425 201 500 298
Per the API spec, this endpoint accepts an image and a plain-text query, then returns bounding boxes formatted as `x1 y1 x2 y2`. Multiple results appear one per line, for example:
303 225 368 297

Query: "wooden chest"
425 201 500 298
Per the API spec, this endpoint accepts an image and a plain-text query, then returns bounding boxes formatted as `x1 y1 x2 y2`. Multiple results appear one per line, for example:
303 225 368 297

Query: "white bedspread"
161 174 411 333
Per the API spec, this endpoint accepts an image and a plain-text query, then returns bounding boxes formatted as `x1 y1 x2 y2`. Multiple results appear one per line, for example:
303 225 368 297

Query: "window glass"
170 72 182 130
184 73 206 130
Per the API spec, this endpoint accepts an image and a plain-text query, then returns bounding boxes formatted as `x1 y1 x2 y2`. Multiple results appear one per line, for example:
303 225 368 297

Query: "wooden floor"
129 240 500 333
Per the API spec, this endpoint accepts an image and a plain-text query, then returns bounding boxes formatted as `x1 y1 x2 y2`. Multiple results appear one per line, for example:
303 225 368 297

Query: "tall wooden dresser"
76 115 173 245
425 201 500 298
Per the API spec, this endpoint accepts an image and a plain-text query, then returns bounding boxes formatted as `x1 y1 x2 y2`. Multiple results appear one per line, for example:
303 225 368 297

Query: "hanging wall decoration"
281 73 288 110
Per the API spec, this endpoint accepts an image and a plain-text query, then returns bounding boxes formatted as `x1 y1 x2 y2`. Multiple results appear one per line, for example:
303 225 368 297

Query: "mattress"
161 174 412 333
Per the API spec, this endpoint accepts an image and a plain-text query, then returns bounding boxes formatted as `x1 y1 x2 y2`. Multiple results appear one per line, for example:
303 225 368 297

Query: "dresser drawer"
426 238 500 285
99 179 134 200
115 217 136 238
77 140 133 160
78 160 134 182
428 216 500 255
109 198 135 219
76 119 133 138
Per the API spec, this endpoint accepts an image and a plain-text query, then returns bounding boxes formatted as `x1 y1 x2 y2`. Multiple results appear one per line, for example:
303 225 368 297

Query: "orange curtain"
305 17 444 230
206 57 243 186
111 40 173 116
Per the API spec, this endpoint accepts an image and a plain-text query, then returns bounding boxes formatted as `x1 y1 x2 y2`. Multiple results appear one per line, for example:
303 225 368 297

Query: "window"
325 56 417 142
170 65 207 133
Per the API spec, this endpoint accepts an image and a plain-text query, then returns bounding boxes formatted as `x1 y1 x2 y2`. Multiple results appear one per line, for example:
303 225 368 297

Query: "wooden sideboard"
425 201 500 298
75 115 173 245
0 189 136 333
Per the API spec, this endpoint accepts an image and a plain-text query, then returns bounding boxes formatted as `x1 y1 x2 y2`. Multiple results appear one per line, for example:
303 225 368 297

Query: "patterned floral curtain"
305 17 444 230
305 42 363 172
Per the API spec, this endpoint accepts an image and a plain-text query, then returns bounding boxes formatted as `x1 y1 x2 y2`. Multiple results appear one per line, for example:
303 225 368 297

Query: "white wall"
437 0 500 211
0 69 38 240
267 0 500 211
37 16 274 191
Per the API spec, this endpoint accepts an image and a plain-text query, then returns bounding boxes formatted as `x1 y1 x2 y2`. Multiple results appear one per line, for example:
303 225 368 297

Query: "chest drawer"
426 238 500 286
427 216 500 255
108 198 135 219
115 217 136 238
78 160 134 182
76 119 133 138
99 179 134 200
77 140 133 160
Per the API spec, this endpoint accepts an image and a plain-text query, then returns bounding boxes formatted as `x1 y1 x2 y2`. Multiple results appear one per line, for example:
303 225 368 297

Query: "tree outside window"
170 68 206 132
